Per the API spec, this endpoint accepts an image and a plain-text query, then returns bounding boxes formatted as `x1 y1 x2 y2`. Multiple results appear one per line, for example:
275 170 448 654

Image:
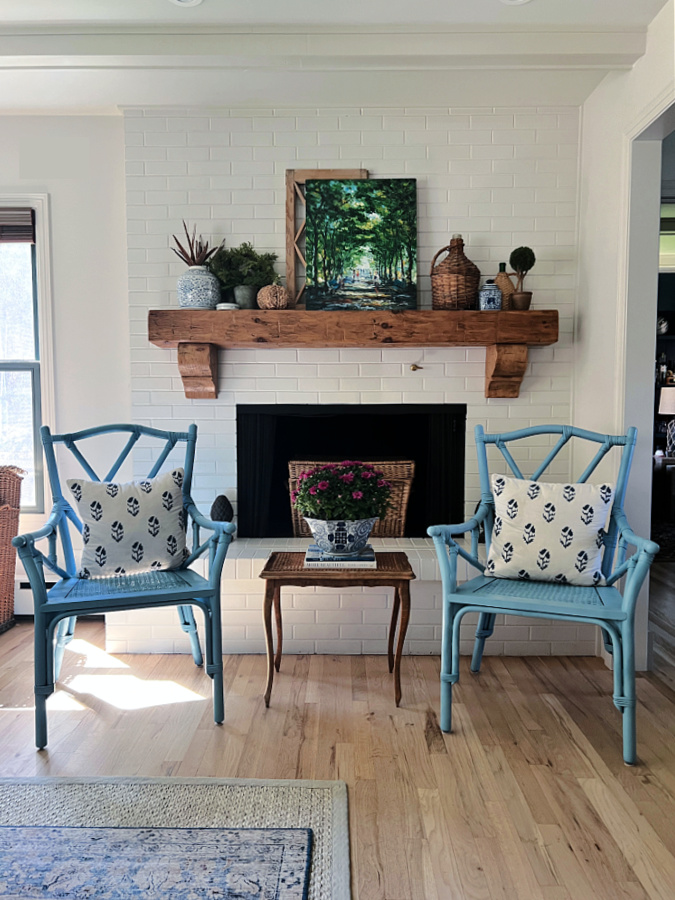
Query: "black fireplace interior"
236 404 466 537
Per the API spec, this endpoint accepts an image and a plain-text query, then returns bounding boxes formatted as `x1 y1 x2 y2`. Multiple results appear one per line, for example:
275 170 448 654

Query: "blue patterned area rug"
0 778 350 900
0 825 312 899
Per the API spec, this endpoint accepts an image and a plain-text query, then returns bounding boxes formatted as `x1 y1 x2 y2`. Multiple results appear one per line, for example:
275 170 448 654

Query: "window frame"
0 194 55 516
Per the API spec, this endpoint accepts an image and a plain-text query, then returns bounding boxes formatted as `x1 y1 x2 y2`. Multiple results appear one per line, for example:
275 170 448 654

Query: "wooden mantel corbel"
149 308 559 400
176 343 218 400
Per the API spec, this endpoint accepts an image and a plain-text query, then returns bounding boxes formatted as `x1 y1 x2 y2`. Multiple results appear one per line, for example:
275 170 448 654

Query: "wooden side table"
259 551 416 707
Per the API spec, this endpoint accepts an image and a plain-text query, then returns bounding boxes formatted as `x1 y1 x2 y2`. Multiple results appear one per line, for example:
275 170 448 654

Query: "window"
0 208 44 511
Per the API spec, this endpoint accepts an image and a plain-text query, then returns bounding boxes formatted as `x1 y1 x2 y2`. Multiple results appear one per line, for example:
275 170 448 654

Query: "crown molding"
0 27 646 72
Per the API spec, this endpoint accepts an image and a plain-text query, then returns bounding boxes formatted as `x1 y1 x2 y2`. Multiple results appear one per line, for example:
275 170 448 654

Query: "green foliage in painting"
305 179 417 310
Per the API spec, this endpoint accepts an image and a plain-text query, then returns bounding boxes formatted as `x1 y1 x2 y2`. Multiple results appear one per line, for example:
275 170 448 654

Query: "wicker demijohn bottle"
430 234 480 310
494 262 515 311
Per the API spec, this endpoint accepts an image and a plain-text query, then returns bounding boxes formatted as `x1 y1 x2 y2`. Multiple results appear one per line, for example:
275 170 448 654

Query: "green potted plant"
172 221 224 309
209 242 278 309
292 461 392 557
509 246 536 310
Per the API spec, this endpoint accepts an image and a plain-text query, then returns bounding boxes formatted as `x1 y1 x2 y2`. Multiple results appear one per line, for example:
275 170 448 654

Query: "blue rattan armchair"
428 424 659 766
13 423 235 749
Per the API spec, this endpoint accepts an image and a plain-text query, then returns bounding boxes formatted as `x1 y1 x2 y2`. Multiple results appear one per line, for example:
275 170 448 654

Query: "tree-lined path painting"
305 178 417 310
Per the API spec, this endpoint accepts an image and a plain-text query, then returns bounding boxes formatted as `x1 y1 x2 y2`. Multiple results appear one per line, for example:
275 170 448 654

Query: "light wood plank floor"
2 620 675 900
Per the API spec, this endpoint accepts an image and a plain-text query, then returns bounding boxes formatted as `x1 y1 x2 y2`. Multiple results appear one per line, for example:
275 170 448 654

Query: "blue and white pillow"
486 475 614 586
67 469 188 579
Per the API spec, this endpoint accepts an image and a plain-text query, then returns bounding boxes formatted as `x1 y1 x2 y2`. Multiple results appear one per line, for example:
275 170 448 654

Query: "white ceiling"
0 0 669 112
0 0 668 29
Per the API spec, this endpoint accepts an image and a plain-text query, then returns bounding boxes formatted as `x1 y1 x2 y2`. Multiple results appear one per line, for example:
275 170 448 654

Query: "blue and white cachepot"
478 280 502 311
304 517 378 557
177 266 221 309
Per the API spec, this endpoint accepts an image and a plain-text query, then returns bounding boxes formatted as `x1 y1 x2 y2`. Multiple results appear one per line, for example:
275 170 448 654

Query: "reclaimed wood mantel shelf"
148 308 558 400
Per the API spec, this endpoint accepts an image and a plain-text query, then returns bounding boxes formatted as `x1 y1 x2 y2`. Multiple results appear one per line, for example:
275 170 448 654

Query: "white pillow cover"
486 474 614 587
67 469 188 579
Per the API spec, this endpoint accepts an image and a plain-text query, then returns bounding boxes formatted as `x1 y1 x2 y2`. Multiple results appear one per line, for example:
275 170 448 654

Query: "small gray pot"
234 284 258 309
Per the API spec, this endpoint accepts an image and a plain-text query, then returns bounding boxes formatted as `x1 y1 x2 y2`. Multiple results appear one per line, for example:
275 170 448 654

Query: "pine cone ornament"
210 494 234 522
257 284 290 309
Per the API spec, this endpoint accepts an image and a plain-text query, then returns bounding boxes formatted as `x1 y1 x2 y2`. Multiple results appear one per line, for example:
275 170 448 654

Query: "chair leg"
600 627 614 656
205 595 224 725
621 623 637 766
54 616 77 681
34 614 54 751
177 604 203 667
440 602 460 733
470 612 496 673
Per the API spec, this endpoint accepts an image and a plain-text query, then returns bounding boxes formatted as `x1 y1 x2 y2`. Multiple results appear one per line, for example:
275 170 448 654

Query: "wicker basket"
0 467 24 634
288 460 415 538
430 234 480 310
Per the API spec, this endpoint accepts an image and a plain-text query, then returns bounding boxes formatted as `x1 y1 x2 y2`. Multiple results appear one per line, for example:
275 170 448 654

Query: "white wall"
576 0 675 667
0 116 130 605
0 117 130 443
125 106 578 511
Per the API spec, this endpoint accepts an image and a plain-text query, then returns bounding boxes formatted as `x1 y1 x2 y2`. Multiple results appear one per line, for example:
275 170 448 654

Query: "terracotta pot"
511 291 532 310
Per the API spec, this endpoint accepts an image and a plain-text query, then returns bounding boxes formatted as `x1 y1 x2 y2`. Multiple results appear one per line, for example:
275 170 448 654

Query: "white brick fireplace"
107 105 599 658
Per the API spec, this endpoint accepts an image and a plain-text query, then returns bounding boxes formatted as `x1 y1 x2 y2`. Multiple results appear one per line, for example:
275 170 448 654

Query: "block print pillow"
66 469 188 579
486 475 614 587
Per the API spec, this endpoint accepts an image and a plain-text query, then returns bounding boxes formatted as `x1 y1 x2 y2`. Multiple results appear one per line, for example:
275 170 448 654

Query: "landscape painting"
304 178 417 310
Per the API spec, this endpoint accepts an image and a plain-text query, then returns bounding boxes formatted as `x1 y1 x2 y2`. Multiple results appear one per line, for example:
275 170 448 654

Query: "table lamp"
658 386 675 454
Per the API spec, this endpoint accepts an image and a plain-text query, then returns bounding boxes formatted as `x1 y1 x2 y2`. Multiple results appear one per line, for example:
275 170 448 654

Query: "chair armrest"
427 501 490 541
605 514 659 595
427 506 489 582
616 520 659 558
183 500 236 584
185 501 236 536
12 516 58 552
11 516 62 605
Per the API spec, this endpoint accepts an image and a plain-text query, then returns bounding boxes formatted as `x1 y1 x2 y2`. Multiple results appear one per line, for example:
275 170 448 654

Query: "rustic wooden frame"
285 168 368 306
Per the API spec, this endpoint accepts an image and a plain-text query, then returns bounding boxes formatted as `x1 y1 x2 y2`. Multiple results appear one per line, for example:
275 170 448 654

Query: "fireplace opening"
236 404 466 538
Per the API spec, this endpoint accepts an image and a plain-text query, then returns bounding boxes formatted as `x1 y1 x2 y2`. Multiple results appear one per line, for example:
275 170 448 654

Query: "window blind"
0 208 35 243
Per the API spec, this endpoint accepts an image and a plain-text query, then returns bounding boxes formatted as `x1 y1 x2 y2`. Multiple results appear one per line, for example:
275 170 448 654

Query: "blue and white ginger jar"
177 266 221 309
304 516 377 557
478 280 502 311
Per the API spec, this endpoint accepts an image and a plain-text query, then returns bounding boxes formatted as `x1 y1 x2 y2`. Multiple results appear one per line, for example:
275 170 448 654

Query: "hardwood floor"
649 560 675 691
2 620 675 899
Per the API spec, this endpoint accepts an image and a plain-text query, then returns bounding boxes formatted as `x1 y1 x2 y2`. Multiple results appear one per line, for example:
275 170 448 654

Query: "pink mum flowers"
292 461 392 521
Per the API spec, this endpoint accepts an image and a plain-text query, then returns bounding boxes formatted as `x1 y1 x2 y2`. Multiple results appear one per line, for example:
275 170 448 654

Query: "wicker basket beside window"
0 467 24 634
430 234 480 310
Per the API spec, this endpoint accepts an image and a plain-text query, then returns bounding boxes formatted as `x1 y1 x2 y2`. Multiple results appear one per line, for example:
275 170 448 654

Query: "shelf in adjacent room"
147 308 559 401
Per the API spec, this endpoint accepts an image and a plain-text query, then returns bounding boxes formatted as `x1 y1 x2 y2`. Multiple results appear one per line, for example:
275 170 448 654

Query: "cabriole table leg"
263 581 276 707
388 586 401 674
393 580 411 706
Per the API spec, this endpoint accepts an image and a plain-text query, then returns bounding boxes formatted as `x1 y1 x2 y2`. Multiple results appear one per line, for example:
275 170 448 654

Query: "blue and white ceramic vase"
304 516 378 557
478 280 502 311
177 266 221 309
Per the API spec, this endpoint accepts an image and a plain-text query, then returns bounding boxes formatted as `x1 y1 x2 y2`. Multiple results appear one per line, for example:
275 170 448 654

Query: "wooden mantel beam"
149 309 558 400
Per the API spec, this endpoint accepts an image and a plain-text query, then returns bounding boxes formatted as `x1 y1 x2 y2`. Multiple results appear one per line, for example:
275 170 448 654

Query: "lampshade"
659 387 675 415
